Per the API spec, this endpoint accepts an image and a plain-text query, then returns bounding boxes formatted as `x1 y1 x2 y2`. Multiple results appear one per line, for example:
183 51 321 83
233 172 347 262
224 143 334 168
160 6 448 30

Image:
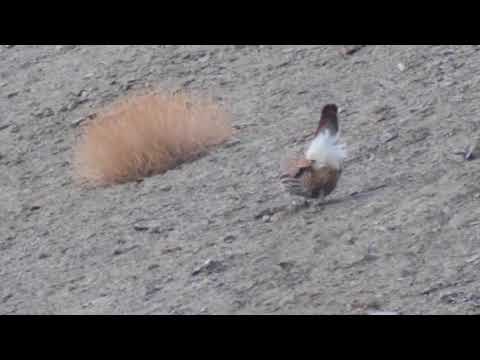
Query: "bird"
280 104 347 204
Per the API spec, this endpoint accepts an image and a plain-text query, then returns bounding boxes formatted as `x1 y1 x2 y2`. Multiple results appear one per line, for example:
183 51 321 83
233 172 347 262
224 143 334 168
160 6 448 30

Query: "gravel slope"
1 45 480 314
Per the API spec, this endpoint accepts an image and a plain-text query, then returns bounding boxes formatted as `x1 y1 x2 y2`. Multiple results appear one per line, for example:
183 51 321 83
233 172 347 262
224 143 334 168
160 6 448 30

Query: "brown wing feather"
281 157 313 197
281 165 339 199
285 158 313 178
310 166 340 197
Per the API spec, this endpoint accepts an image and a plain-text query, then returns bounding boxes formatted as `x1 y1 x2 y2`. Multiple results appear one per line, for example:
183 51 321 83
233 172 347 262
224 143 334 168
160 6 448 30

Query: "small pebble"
148 264 160 271
71 117 87 127
71 113 96 128
381 130 399 143
133 224 149 231
271 213 282 222
161 246 182 254
465 141 479 160
278 261 295 271
191 259 224 276
341 232 355 245
34 107 54 118
223 235 236 243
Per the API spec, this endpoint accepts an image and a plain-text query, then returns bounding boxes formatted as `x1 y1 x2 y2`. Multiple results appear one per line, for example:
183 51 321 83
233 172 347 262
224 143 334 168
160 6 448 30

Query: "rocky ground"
1 45 480 314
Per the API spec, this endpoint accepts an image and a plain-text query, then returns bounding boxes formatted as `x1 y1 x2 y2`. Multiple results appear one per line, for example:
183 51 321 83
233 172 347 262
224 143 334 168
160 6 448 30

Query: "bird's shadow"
273 184 388 218
319 184 388 207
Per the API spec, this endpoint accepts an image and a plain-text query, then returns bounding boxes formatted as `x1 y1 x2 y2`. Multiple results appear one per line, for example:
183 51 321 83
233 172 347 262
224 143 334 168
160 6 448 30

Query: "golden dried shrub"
73 91 232 186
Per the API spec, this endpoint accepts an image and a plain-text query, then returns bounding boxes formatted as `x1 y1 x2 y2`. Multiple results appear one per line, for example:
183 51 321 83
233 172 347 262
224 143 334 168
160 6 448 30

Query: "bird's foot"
315 196 327 208
290 199 311 212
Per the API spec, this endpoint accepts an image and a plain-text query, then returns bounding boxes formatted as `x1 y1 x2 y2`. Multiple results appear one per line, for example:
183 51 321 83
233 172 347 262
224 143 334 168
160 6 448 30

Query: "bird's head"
315 104 339 137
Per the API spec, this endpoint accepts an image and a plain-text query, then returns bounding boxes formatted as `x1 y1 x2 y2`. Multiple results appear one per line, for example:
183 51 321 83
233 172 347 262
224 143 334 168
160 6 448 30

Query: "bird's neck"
305 131 346 170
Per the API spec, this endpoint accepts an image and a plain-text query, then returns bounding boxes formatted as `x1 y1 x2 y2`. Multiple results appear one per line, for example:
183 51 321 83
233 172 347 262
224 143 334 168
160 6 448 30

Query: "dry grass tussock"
73 91 233 186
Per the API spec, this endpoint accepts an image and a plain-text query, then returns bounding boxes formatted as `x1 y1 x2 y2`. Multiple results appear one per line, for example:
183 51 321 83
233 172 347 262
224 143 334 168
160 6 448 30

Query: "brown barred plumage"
281 104 345 201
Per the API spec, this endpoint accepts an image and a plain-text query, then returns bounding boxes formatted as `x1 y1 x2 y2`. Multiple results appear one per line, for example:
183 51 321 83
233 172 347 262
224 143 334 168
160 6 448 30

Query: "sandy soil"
1 45 480 314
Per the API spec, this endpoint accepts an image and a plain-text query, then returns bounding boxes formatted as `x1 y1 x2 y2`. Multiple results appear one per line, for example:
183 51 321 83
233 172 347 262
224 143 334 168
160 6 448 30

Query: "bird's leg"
315 194 326 208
